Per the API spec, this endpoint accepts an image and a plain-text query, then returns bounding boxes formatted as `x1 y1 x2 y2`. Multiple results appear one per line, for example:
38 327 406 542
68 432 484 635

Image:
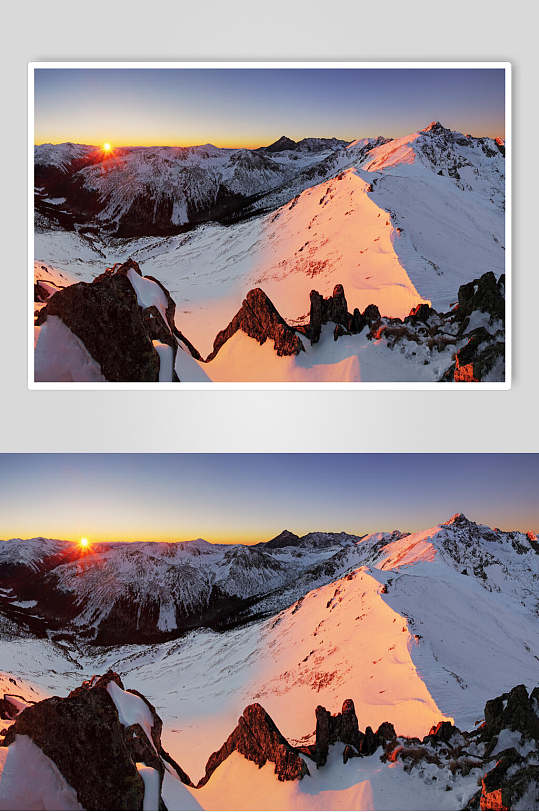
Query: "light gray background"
1 0 537 453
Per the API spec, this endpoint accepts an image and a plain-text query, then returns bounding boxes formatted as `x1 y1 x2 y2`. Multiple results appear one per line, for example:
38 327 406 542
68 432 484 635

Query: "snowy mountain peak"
442 512 473 526
422 120 447 133
263 135 297 153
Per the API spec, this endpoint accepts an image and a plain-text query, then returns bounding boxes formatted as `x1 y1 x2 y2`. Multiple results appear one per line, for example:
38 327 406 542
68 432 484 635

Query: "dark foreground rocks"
207 272 505 382
34 255 505 382
0 670 193 810
1 677 536 809
206 287 305 361
34 259 201 382
198 702 309 786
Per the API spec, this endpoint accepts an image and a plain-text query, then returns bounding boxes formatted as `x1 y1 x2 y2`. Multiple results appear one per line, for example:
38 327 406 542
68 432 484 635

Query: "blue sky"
0 454 535 543
34 68 505 147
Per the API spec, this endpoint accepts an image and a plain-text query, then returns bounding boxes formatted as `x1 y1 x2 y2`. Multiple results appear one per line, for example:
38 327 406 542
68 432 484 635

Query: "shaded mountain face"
34 138 350 237
0 516 535 646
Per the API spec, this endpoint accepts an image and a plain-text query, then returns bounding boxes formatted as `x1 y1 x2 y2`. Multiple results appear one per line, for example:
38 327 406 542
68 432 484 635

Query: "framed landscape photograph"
0 453 537 809
30 62 510 388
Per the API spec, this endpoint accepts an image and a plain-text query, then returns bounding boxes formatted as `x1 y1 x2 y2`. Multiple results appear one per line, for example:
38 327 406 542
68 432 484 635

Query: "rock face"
207 288 305 361
199 702 310 786
35 258 191 382
1 675 536 809
36 259 200 382
305 284 383 344
441 272 505 382
302 699 395 766
377 684 539 812
0 671 192 810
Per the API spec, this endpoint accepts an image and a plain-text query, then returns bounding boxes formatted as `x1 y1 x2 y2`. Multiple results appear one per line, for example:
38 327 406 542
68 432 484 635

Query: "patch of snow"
34 316 106 382
152 341 174 383
137 763 161 811
126 268 169 325
106 680 157 754
0 734 83 810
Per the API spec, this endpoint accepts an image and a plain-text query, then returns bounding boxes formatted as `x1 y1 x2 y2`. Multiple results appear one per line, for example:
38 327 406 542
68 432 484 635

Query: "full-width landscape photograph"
31 64 508 385
0 453 537 809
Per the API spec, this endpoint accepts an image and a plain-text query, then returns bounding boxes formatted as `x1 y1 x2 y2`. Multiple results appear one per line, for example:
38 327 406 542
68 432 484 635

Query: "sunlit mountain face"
0 511 537 809
32 67 507 383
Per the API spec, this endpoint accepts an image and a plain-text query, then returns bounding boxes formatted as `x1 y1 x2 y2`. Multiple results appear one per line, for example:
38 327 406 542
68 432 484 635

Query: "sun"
79 537 89 549
102 143 112 153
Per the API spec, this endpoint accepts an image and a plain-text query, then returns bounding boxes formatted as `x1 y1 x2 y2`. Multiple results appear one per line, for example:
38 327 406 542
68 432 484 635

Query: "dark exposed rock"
360 725 379 756
207 288 304 360
36 258 183 382
262 529 301 549
198 702 309 786
342 743 359 763
444 328 505 383
376 721 397 742
262 135 298 153
3 671 145 810
406 302 434 324
363 303 381 326
333 323 349 341
1 670 193 810
481 684 539 743
457 271 505 322
307 285 378 344
0 693 33 720
308 699 366 767
423 720 460 744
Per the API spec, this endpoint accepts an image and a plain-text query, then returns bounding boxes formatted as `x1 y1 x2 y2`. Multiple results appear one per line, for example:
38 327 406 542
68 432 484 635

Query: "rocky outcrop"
377 684 539 811
1 674 536 809
301 699 396 767
198 702 310 786
0 670 192 810
206 288 305 361
0 693 34 720
304 285 383 344
35 258 188 382
457 272 505 322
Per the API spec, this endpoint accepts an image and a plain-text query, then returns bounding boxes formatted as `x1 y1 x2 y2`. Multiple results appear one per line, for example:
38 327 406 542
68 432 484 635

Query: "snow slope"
162 743 482 812
0 517 533 791
34 123 505 369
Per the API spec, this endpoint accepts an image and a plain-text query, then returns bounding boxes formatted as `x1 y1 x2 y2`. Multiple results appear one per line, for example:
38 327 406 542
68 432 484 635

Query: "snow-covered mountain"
34 136 353 236
0 515 535 649
34 123 506 382
0 515 536 809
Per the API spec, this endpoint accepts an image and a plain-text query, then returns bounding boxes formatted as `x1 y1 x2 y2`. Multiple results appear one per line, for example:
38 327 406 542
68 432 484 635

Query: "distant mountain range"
0 514 535 645
0 513 537 809
33 122 507 383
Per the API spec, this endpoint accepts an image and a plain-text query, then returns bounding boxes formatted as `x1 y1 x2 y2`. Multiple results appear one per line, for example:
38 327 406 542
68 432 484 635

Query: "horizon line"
2 515 537 546
32 122 505 152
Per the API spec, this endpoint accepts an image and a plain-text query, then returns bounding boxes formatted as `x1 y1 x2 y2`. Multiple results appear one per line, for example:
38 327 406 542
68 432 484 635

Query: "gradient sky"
34 68 505 147
0 454 536 544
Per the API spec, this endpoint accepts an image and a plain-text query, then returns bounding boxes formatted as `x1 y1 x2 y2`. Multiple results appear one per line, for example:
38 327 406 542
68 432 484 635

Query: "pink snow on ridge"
165 166 429 358
377 528 439 571
362 133 421 172
161 567 452 781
